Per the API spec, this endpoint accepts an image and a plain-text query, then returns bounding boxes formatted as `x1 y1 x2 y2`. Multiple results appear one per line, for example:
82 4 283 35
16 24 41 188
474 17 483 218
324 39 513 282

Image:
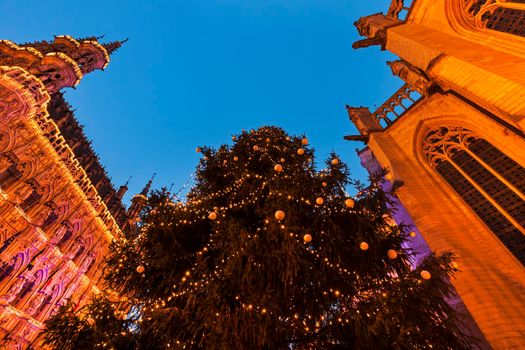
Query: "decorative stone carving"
387 0 405 19
387 60 434 94
0 83 27 123
10 181 33 205
26 291 46 316
0 40 127 347
4 277 26 303
352 13 400 49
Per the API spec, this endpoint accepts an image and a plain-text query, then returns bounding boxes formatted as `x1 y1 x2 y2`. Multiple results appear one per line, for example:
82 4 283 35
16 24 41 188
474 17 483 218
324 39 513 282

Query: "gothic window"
422 126 525 264
464 0 525 37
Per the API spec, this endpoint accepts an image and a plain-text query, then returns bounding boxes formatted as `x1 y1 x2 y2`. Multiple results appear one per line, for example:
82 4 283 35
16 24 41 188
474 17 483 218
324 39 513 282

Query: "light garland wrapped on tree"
43 126 473 350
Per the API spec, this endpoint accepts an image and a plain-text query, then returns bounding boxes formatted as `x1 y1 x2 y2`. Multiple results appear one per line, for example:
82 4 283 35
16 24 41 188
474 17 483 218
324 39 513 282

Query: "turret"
116 177 131 200
0 35 126 94
102 39 128 56
126 174 155 224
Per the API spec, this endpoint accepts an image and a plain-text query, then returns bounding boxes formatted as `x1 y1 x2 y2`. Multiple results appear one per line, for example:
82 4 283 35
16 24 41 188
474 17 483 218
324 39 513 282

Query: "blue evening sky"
1 0 400 203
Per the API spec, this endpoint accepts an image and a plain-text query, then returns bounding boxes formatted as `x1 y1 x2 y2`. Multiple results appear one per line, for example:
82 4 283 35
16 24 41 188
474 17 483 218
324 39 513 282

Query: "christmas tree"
43 126 473 349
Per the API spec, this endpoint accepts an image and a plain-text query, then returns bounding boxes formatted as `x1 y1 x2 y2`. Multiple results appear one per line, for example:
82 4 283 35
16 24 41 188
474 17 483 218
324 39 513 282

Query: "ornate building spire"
1 35 128 95
116 176 131 200
126 174 155 224
103 38 128 55
0 35 126 94
76 34 105 42
140 173 155 196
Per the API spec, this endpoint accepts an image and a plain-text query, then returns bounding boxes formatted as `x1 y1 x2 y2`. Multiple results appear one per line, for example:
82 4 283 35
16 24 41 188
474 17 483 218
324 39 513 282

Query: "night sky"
1 0 401 203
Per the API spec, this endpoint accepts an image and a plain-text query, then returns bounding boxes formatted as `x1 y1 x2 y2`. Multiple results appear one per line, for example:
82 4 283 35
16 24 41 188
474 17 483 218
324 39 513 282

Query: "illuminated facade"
0 36 148 348
348 0 525 348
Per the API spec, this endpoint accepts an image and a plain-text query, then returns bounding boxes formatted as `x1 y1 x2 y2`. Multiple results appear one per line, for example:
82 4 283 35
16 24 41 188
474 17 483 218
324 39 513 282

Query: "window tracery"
463 0 525 37
422 125 525 264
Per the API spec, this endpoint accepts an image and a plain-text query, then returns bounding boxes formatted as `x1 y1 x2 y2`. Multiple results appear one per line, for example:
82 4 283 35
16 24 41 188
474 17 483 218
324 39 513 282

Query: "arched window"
463 0 525 37
422 126 525 264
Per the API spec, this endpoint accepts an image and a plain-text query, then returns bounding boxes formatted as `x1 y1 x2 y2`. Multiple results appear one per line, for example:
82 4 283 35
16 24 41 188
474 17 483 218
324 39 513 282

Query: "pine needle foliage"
43 126 474 349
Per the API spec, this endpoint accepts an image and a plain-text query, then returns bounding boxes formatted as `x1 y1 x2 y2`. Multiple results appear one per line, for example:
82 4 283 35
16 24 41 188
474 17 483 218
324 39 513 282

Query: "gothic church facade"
348 0 525 349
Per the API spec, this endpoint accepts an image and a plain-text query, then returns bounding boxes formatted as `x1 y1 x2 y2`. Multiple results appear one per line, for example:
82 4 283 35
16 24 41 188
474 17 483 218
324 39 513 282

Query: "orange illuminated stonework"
0 36 146 348
349 1 525 349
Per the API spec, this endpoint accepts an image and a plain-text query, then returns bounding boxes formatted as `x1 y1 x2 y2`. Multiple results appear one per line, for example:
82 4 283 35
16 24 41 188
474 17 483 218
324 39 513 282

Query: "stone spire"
0 35 125 94
116 176 131 200
140 173 155 196
76 34 106 42
126 174 155 224
103 38 128 55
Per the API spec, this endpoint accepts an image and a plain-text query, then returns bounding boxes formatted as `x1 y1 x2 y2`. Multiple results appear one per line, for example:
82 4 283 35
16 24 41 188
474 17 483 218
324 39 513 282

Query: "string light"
96 128 423 349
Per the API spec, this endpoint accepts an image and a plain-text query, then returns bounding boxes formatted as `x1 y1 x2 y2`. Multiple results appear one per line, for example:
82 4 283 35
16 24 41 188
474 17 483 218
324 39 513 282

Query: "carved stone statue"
30 203 52 226
11 181 33 205
0 156 12 174
79 253 95 274
5 277 26 303
27 292 46 317
49 226 68 245
65 237 83 259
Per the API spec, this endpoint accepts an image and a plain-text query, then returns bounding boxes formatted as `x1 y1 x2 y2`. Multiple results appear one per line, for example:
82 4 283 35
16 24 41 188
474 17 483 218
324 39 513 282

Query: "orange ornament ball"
280 158 286 163
87 317 96 326
265 138 271 143
233 156 239 161
275 210 285 221
316 197 324 205
420 270 431 280
345 198 355 208
331 158 339 165
322 182 327 187
409 231 417 238
303 233 312 243
359 242 369 251
274 164 283 172
196 147 202 153
301 138 308 145
253 145 259 151
297 148 305 155
208 212 217 220
136 265 145 274
387 249 398 260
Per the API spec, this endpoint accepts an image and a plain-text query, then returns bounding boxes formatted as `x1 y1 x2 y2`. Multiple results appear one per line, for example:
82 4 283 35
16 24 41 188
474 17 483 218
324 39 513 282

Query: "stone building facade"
0 36 148 348
348 0 525 349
